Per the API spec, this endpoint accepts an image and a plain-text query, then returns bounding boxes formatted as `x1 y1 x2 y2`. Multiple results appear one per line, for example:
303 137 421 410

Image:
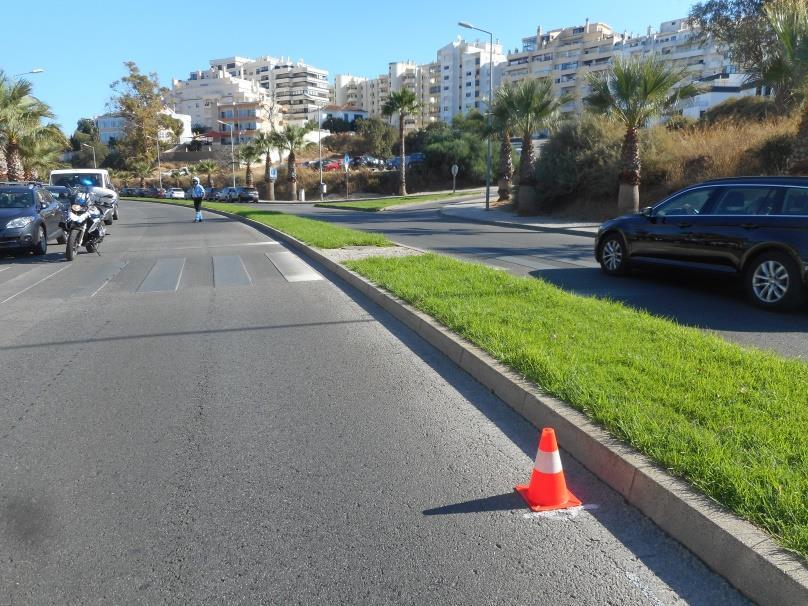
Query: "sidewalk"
260 186 486 205
439 200 600 237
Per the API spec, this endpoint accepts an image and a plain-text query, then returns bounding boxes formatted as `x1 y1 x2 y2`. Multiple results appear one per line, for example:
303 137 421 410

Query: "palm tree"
382 89 420 195
491 84 518 201
270 124 313 201
0 72 60 181
239 144 262 187
194 160 218 188
762 0 808 173
21 135 67 180
758 0 808 114
252 131 277 188
585 56 701 212
131 160 153 188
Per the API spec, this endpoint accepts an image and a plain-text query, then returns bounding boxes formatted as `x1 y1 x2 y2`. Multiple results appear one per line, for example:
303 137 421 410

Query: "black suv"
595 177 808 310
0 182 66 255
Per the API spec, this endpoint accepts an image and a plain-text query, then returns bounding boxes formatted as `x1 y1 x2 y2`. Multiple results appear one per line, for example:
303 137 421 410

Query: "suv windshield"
51 173 102 188
0 190 33 208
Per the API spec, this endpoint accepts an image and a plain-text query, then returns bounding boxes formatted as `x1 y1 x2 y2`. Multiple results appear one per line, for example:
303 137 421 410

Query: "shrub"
749 133 794 175
533 114 623 207
700 96 783 125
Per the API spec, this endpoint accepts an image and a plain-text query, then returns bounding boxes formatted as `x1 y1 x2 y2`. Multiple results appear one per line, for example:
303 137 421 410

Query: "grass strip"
124 197 391 248
314 193 465 212
345 253 808 560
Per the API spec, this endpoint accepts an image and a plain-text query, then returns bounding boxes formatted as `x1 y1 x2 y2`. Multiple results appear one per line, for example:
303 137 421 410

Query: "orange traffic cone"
515 427 582 512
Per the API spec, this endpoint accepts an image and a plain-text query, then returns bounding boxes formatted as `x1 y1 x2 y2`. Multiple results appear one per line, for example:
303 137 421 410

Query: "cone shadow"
423 492 524 516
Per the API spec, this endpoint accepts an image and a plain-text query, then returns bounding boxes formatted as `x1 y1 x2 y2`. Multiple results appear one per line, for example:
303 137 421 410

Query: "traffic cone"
515 427 582 512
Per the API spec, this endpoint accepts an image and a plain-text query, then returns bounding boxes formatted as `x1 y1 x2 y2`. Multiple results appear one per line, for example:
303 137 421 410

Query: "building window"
465 92 471 97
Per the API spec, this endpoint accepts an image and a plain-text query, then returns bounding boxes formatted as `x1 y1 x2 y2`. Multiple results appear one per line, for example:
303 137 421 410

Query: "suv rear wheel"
598 233 630 276
745 251 804 311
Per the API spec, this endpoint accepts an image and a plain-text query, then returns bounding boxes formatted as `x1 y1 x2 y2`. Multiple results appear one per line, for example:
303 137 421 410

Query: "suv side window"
779 188 808 215
656 188 715 217
711 187 776 215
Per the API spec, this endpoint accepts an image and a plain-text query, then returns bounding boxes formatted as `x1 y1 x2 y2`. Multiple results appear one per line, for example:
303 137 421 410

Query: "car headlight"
5 216 34 229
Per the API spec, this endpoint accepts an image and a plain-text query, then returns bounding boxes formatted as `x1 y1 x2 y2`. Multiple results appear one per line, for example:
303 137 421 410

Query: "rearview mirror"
641 206 653 218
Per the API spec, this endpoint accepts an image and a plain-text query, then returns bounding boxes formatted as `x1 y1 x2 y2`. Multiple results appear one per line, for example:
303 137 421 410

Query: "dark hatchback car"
0 183 66 255
595 177 808 310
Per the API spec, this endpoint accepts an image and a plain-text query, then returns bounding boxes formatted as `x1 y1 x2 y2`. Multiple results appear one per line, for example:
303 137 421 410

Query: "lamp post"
13 68 44 79
459 20 493 211
217 120 237 187
81 143 97 168
146 135 162 190
304 94 325 201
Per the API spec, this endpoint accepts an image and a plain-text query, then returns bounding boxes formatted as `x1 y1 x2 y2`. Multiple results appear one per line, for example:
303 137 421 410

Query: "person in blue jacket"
190 176 206 222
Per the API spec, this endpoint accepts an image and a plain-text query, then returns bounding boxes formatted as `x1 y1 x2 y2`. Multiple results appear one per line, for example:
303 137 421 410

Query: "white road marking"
522 503 600 521
90 260 130 298
265 251 323 283
0 267 10 273
0 265 70 305
624 572 665 606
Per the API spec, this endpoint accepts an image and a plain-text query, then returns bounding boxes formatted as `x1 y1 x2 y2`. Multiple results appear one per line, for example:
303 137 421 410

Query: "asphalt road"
0 200 746 604
260 199 808 360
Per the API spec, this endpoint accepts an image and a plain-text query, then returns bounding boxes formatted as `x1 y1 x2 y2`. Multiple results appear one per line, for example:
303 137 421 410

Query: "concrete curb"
140 199 808 606
438 206 599 238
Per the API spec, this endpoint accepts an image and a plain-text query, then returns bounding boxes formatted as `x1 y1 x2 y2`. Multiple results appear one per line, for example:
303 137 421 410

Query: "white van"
49 168 119 223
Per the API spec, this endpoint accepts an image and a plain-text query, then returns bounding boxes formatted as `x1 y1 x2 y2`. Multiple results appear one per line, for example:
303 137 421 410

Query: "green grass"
124 197 391 248
345 253 808 560
314 193 466 212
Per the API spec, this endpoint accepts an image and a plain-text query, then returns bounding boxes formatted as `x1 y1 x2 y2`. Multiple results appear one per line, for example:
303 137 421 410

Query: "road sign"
269 167 278 182
451 164 459 177
344 153 350 171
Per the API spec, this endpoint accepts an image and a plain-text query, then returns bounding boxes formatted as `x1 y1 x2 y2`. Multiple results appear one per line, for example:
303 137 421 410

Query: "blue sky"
3 0 694 133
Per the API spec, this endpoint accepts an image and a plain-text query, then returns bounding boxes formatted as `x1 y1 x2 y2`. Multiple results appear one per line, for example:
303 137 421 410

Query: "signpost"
344 154 350 200
268 167 277 201
451 163 459 194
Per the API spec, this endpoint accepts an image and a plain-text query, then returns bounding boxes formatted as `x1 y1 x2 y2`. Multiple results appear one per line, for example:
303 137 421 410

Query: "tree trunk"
140 176 145 188
246 163 254 187
788 104 808 174
206 173 213 188
498 130 513 201
288 150 297 201
0 148 7 181
6 142 24 182
264 152 271 183
399 113 407 196
618 127 641 212
519 132 535 185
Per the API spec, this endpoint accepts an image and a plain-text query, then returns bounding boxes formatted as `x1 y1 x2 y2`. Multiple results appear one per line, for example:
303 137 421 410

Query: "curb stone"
438 206 599 238
140 198 808 606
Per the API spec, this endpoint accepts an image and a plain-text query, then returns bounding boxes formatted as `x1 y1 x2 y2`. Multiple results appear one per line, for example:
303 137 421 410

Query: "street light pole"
459 21 494 211
12 68 44 79
303 93 325 200
217 120 237 188
81 143 97 168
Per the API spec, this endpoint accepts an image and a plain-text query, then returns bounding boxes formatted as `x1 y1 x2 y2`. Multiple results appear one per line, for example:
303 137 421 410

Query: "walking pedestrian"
190 176 205 222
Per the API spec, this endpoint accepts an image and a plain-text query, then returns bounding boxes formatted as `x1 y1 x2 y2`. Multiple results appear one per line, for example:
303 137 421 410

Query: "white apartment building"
95 109 193 145
501 17 750 118
170 69 272 138
333 38 506 131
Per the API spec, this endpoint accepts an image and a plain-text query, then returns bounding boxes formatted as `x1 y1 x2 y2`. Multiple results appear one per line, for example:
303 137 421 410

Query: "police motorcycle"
60 188 109 261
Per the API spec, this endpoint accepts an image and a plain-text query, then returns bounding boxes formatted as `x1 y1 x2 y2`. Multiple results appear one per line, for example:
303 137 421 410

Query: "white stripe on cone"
534 449 563 475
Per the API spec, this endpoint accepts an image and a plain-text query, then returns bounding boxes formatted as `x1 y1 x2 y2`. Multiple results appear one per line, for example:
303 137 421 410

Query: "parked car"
0 183 67 255
44 185 74 210
168 188 185 199
324 159 343 172
351 155 383 169
595 177 808 310
233 187 259 202
205 188 219 201
407 152 425 166
119 186 136 197
220 187 239 202
215 188 231 201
